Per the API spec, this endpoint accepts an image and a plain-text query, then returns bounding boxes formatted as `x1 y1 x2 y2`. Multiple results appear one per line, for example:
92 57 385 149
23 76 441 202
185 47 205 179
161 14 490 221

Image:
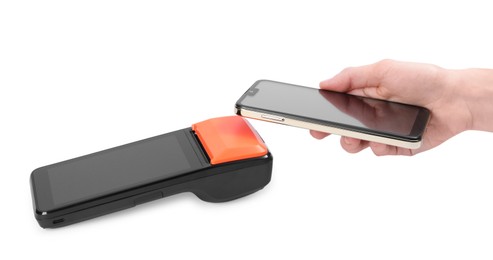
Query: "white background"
1 1 492 259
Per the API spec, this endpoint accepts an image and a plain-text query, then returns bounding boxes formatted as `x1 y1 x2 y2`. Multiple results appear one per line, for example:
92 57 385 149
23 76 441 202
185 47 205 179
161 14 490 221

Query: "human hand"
312 59 475 156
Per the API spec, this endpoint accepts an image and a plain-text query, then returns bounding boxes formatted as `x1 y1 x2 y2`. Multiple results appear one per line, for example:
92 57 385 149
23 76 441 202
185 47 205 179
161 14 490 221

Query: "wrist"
453 68 493 132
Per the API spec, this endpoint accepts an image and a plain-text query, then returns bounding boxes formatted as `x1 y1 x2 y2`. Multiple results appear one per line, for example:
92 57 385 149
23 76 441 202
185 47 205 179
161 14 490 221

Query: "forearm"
455 68 493 132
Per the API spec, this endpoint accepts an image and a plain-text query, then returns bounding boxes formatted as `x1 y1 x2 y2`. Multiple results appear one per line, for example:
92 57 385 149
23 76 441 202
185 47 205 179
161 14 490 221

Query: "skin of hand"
311 59 493 156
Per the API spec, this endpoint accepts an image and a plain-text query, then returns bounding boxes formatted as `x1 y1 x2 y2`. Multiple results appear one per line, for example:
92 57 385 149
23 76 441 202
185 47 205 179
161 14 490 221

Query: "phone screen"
236 80 429 138
32 130 205 211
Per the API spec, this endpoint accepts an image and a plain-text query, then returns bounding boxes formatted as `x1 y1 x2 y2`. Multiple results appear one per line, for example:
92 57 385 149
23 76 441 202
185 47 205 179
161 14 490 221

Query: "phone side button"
261 114 285 122
134 191 164 205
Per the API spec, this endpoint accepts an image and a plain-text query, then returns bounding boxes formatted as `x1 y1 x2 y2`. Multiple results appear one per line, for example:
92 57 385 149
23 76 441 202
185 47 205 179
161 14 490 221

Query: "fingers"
369 142 414 156
341 138 413 156
312 133 414 156
310 130 330 139
340 137 370 153
369 142 396 156
319 59 394 97
310 130 370 153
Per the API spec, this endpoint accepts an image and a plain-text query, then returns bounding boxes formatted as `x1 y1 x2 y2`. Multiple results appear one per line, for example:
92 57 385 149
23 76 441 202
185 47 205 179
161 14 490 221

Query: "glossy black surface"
32 129 206 212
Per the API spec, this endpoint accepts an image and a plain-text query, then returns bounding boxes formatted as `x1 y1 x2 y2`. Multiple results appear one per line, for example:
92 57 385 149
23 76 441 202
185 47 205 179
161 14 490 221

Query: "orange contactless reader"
30 116 273 228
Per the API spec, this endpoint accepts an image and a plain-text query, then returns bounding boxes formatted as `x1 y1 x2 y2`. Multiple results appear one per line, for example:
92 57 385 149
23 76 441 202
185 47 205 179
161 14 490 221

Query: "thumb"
320 60 390 93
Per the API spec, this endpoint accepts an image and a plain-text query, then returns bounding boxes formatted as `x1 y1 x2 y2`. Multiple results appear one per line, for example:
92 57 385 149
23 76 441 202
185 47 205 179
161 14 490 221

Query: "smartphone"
235 80 430 149
30 116 273 228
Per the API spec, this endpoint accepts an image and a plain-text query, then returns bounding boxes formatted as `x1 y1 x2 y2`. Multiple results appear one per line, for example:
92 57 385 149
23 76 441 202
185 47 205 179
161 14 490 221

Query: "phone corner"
234 106 242 116
30 165 46 179
252 79 272 87
253 79 266 84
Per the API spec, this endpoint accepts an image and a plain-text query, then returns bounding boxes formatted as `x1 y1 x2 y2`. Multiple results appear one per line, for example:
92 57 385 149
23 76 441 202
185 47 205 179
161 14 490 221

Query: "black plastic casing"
30 127 273 228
